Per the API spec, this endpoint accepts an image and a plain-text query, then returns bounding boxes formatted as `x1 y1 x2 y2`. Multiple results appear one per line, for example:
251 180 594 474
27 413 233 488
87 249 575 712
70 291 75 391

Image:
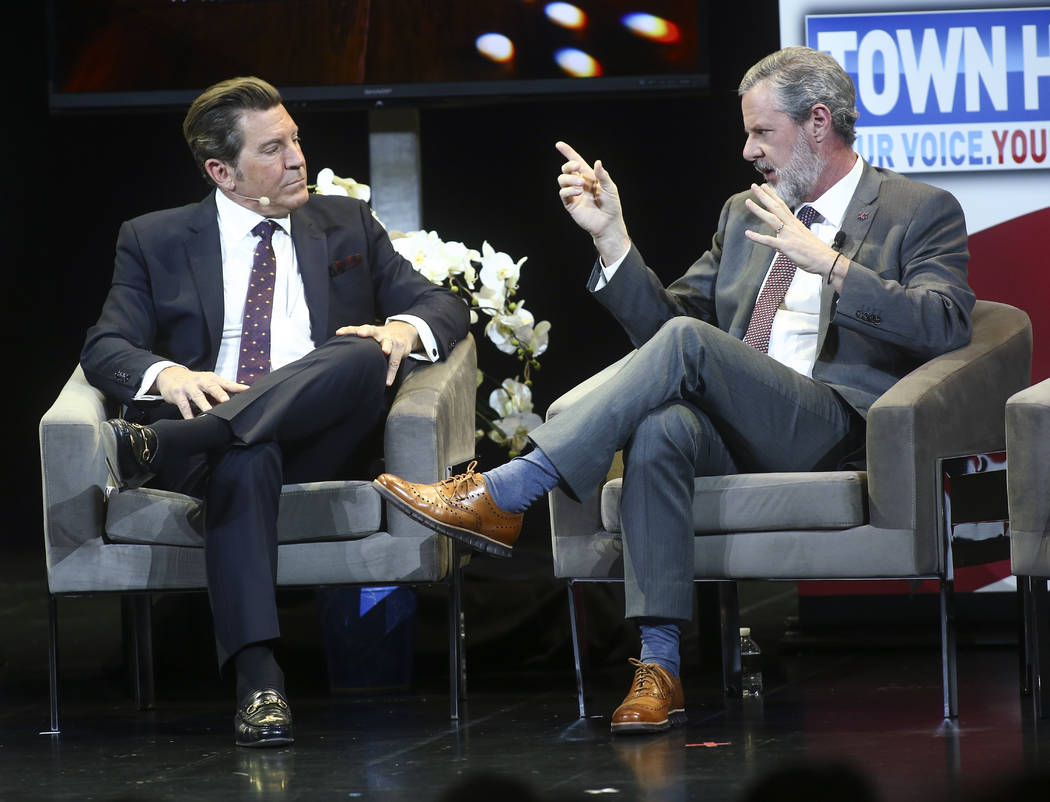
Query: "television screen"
47 0 708 110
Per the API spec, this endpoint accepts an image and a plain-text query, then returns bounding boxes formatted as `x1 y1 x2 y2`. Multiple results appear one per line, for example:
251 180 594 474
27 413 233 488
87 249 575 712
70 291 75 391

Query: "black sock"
234 643 285 704
151 414 232 463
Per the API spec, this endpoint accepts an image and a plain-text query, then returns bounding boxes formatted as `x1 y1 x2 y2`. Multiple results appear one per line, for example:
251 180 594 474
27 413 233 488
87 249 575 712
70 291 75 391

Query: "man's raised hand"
555 140 630 265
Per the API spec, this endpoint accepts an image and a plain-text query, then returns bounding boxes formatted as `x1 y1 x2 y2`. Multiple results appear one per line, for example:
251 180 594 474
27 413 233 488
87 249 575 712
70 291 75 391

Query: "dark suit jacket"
81 192 469 411
590 161 976 417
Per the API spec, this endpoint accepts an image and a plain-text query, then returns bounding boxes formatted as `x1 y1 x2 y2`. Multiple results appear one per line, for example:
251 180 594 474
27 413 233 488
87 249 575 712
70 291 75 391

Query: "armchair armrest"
39 366 112 583
385 334 478 537
865 300 1031 539
1006 377 1050 576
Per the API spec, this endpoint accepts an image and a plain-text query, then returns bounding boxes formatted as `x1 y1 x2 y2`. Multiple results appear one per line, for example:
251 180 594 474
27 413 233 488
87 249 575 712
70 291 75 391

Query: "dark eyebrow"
259 132 297 151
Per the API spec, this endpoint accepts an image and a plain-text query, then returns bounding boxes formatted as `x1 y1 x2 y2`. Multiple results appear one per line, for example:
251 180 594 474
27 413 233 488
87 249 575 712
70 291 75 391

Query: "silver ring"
775 221 785 233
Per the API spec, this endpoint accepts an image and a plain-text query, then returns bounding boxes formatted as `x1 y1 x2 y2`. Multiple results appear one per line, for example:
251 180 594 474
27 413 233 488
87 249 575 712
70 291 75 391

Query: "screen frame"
45 1 710 112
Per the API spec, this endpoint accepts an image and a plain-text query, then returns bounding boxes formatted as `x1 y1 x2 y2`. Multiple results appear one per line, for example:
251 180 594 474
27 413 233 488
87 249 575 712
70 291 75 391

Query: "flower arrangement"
314 169 550 455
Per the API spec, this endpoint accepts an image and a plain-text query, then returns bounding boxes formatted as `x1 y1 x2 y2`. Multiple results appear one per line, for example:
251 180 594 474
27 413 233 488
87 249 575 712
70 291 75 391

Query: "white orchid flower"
479 241 527 292
488 378 543 452
473 282 508 318
315 168 347 196
489 378 534 418
440 239 480 285
391 230 452 284
524 320 551 357
485 303 541 355
315 168 371 202
391 229 482 289
489 411 544 453
462 262 478 288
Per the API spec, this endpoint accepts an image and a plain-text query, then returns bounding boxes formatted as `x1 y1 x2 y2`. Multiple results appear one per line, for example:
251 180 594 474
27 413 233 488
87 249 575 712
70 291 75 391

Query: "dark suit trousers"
159 335 388 668
530 317 863 622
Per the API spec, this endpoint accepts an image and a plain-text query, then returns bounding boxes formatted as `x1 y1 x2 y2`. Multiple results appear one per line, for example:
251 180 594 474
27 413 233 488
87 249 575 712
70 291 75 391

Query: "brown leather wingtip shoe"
373 461 522 558
610 659 687 735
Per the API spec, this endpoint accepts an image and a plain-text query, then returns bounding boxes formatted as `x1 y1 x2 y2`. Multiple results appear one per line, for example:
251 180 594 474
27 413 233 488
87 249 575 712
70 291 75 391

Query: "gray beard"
772 130 824 208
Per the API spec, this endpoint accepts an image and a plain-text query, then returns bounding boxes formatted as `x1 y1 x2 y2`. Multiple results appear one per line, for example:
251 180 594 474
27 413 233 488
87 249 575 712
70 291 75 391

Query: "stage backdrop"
780 0 1049 606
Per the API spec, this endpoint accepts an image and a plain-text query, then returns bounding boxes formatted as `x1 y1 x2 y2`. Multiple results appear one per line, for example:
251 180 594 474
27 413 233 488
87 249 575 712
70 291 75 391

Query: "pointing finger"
555 140 586 164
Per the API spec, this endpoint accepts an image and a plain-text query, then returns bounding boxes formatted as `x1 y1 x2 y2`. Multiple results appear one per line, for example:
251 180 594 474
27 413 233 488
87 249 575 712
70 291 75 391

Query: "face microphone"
228 190 271 207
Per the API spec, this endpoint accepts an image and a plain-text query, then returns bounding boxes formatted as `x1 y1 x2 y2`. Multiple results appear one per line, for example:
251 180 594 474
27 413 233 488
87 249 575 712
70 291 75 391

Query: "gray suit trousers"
530 316 862 621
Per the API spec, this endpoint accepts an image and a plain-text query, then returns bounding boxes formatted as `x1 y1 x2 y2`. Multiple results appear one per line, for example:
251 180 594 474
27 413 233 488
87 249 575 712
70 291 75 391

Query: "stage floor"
4 638 1050 800
3 552 1048 801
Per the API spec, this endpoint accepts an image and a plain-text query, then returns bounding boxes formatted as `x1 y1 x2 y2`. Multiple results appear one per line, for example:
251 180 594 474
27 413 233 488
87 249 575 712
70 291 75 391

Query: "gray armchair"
1006 376 1050 718
39 335 477 733
548 300 1031 719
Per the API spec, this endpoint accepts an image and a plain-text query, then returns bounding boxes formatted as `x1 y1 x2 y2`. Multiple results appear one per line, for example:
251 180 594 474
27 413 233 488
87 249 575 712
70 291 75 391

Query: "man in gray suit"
375 47 975 732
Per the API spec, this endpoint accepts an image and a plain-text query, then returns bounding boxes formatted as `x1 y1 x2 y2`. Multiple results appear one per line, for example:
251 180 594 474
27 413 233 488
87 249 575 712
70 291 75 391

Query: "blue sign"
806 7 1049 172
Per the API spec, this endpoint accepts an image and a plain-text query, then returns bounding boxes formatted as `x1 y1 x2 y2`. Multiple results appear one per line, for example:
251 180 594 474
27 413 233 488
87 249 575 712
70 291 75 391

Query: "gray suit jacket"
590 161 975 417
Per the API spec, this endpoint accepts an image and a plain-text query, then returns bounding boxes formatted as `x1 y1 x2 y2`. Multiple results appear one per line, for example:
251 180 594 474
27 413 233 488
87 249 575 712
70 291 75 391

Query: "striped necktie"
742 204 817 353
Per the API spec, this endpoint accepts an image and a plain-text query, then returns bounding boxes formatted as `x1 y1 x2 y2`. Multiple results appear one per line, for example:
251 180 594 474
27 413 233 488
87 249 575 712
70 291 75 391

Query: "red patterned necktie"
742 204 817 353
236 219 280 385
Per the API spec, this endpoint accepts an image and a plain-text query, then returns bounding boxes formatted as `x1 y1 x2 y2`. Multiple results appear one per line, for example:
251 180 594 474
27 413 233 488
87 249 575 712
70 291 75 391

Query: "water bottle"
739 626 763 697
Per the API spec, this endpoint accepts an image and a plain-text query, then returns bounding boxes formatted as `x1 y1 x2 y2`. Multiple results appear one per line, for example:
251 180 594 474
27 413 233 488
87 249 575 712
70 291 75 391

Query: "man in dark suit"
80 76 468 747
374 47 975 734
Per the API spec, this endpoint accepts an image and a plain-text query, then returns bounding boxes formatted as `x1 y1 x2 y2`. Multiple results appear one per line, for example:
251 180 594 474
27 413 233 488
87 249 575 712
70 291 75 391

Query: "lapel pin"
857 211 869 220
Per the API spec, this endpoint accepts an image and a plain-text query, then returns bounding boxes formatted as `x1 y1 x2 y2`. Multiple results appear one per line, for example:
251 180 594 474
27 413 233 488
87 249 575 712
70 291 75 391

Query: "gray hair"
182 76 284 185
738 47 859 146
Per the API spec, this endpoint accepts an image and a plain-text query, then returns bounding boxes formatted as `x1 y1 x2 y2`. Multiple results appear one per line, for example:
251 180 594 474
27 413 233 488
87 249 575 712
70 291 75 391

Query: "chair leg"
447 543 467 720
1026 576 1050 718
122 595 155 711
44 595 60 736
696 582 723 670
940 578 959 719
1019 579 1033 698
718 581 741 697
567 580 588 718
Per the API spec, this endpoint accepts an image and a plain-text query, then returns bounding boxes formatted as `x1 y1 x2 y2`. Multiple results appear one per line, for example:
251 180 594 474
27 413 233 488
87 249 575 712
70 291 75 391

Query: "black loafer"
102 419 158 490
235 689 294 748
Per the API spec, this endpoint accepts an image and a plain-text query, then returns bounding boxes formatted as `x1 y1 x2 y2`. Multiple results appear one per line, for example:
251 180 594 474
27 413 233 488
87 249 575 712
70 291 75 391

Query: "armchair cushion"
104 481 382 547
599 471 867 535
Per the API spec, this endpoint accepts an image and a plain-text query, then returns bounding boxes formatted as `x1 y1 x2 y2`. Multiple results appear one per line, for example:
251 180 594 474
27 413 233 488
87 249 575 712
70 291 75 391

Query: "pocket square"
329 253 362 277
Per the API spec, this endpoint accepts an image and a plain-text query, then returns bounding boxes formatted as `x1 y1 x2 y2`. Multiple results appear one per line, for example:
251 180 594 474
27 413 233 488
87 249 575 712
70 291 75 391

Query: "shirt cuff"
594 246 631 291
388 314 440 362
136 360 179 400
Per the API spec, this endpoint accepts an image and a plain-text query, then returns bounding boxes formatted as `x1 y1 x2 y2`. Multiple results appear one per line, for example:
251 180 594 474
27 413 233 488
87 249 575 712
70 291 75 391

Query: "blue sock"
484 447 561 513
638 620 681 677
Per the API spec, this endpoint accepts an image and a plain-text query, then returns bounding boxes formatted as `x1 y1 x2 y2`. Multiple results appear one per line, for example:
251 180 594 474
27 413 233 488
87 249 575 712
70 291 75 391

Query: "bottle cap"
740 626 750 636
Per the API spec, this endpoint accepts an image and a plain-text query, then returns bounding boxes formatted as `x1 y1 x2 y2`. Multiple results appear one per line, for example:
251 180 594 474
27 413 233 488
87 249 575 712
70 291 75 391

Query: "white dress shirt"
212 190 316 381
136 190 437 398
599 155 864 378
763 154 863 377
